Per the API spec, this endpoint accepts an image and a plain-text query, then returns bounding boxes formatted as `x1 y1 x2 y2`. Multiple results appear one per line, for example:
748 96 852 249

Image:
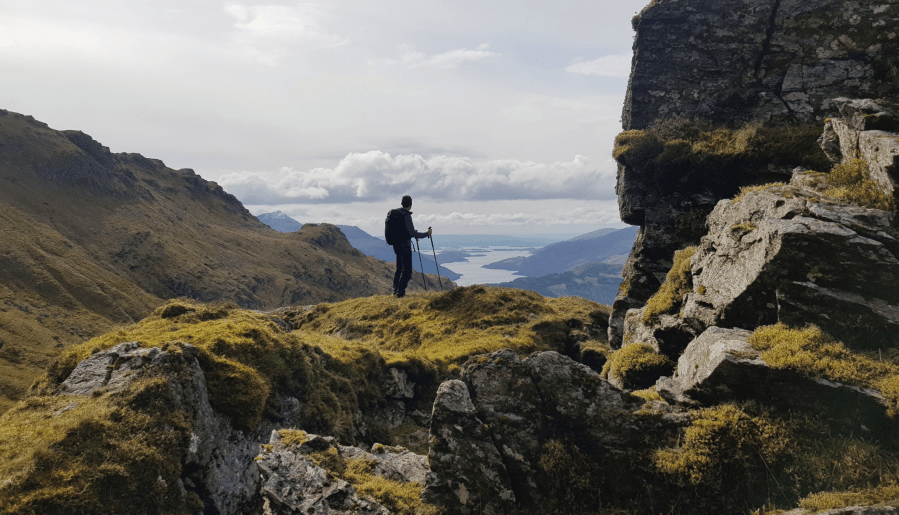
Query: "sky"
1 0 648 236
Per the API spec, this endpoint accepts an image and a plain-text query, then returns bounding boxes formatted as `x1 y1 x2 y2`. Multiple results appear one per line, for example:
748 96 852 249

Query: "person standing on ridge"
385 195 432 298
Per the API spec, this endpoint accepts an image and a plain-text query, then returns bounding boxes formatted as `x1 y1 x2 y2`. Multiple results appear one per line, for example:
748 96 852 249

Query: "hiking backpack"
384 209 406 245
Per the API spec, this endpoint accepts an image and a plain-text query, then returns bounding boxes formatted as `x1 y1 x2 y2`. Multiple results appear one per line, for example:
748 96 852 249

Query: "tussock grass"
641 247 696 323
655 403 899 513
655 403 793 486
820 159 895 211
799 485 899 511
0 377 202 515
306 448 441 515
749 324 899 415
733 182 789 203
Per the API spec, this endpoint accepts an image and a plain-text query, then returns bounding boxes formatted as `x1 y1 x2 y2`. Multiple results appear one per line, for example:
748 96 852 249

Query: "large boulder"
423 350 686 514
59 341 261 514
623 178 899 354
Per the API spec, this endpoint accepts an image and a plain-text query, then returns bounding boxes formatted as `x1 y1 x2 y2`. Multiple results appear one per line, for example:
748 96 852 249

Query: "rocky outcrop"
622 177 899 354
781 508 898 515
59 341 262 513
626 0 899 129
613 0 899 349
255 431 428 515
423 349 686 514
656 327 893 438
821 98 899 199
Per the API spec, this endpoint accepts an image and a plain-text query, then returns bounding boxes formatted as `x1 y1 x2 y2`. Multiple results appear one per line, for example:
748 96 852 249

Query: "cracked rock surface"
423 350 686 514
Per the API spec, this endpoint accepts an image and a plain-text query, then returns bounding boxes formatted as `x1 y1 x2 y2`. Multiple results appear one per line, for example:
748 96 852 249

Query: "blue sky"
1 0 647 235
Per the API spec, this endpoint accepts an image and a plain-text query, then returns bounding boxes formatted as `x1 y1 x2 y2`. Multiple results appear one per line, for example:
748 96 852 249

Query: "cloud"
224 3 348 65
390 43 499 69
566 53 632 77
219 151 617 205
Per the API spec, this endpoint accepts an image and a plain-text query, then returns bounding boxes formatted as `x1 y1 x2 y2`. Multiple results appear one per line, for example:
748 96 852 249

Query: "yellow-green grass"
733 182 789 203
0 377 203 515
749 324 899 415
641 247 696 323
631 386 665 403
820 158 895 211
285 285 610 367
799 485 899 512
33 286 609 437
655 403 899 512
602 343 673 388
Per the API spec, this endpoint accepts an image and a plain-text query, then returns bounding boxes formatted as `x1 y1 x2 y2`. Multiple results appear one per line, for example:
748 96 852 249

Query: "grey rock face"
383 367 415 399
656 327 892 438
625 1 899 129
824 98 899 200
624 181 899 354
423 350 684 514
688 186 899 350
59 341 262 514
423 379 516 514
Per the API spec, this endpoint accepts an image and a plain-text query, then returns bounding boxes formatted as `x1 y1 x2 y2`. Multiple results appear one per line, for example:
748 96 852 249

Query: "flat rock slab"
657 327 893 440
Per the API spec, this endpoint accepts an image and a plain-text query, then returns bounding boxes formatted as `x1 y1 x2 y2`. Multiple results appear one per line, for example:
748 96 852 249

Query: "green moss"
655 403 793 487
749 324 899 416
0 378 203 515
602 343 673 388
730 222 758 232
613 120 830 189
278 429 307 447
799 485 899 512
820 159 895 210
642 247 696 323
631 386 665 403
696 285 707 295
733 182 789 203
618 277 632 296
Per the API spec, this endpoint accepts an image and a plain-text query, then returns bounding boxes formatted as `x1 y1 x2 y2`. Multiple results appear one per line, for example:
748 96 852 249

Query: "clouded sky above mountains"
1 0 647 235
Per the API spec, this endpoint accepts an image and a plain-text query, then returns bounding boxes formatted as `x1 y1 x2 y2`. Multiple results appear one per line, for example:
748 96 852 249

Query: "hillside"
484 226 637 276
492 262 623 305
0 110 426 412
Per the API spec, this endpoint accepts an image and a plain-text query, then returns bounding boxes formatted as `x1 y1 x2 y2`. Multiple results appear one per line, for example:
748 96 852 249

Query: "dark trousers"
393 241 413 297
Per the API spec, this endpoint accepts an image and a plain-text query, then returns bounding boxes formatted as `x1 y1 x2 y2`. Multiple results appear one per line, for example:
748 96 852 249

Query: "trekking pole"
428 234 444 291
414 238 428 291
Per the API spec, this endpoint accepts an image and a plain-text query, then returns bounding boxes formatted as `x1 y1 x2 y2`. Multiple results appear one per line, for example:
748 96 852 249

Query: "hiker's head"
401 195 412 210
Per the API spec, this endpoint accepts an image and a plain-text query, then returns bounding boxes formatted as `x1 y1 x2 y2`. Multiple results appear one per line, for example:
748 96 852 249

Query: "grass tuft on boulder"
820 158 895 211
748 323 899 415
602 343 674 389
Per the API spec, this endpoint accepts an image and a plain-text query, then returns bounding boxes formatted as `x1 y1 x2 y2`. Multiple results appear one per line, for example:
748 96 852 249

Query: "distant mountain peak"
257 211 302 232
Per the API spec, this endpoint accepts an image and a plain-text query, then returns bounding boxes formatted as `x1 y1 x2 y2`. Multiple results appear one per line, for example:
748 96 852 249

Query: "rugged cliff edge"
611 0 899 347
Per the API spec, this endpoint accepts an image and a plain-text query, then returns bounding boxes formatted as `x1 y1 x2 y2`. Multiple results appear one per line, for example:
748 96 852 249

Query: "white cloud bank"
566 53 632 77
224 3 348 66
386 44 499 69
219 152 618 205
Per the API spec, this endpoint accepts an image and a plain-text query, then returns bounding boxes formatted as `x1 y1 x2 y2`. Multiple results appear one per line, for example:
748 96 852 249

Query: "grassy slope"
0 109 431 413
0 286 609 514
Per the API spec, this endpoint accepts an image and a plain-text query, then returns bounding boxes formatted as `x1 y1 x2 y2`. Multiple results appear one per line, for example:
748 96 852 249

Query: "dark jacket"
389 208 428 243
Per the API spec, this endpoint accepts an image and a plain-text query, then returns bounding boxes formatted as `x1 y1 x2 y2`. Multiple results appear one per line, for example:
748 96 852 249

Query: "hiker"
385 195 432 298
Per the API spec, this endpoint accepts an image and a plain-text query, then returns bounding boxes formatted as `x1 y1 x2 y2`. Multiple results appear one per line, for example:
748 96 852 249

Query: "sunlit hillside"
0 109 439 413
